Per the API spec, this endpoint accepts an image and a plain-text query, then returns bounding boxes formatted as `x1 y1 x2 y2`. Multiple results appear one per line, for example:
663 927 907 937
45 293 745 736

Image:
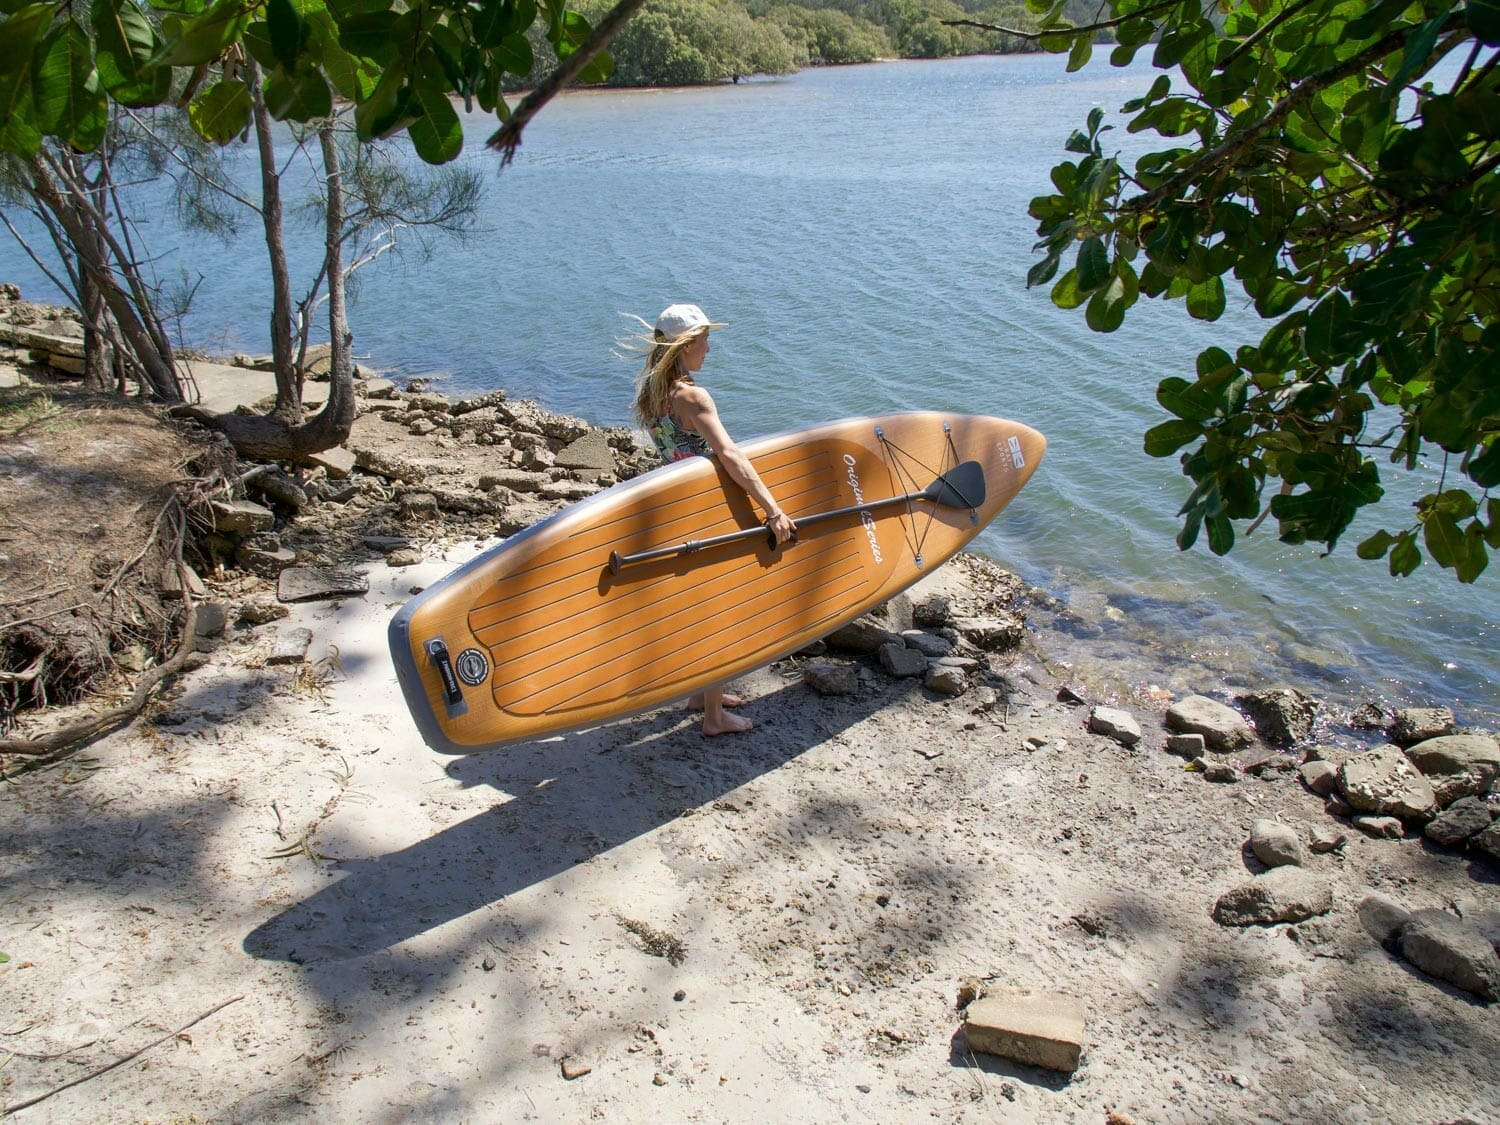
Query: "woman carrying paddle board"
631 303 797 736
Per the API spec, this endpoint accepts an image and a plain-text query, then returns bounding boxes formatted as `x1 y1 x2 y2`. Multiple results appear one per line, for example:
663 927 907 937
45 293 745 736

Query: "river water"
3 53 1495 726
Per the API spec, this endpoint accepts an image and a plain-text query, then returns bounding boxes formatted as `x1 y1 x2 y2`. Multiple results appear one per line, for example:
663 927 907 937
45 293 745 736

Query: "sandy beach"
2 359 1497 1123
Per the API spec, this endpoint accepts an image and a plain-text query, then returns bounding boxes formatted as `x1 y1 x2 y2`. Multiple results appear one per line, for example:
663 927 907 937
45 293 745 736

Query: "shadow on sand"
242 677 886 964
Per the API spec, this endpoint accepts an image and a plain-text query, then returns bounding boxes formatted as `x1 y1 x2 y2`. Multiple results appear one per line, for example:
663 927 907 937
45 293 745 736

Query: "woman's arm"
674 385 796 544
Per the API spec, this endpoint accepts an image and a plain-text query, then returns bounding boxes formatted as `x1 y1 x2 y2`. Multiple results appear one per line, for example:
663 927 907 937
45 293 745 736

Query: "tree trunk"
176 121 355 462
26 153 183 403
248 59 301 425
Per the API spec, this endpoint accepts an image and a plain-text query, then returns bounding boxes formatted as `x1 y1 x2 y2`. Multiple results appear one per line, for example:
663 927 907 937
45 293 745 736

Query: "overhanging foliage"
1022 0 1499 582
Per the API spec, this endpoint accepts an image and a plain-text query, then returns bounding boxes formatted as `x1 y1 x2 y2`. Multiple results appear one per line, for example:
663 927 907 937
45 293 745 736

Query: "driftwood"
0 996 243 1116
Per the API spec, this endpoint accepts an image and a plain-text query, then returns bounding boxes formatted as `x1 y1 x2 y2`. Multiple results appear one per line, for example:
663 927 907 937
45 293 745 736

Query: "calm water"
4 54 1496 725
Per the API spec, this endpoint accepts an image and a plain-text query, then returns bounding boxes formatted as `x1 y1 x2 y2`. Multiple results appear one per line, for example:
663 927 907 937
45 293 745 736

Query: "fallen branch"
0 996 243 1117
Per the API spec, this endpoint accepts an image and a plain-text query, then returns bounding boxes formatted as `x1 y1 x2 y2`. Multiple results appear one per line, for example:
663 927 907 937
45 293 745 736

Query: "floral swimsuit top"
649 392 712 463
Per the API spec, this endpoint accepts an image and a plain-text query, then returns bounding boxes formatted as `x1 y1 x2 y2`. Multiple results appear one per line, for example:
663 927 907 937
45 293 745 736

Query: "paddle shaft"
609 489 931 574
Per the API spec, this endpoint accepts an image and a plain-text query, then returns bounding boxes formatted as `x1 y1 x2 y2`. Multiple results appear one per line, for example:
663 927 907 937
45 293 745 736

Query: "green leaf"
92 0 171 105
1076 236 1109 293
1066 33 1091 72
188 77 250 142
1422 510 1470 573
1357 529 1396 560
407 78 461 164
1144 419 1202 457
1026 251 1060 289
156 0 253 66
0 3 53 157
1185 276 1225 320
1467 0 1500 45
266 0 305 73
1206 512 1234 555
1390 532 1421 576
33 18 107 151
1051 268 1086 310
262 65 330 119
574 45 612 85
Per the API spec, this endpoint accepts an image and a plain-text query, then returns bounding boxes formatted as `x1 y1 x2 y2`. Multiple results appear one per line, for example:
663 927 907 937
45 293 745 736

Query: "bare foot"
688 692 747 710
702 711 753 736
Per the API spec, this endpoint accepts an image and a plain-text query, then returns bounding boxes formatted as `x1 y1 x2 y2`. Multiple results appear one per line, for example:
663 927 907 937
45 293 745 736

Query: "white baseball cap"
655 303 727 340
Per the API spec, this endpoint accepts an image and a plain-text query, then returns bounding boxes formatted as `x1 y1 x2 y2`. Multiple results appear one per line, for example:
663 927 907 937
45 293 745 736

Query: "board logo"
843 454 883 563
1007 435 1026 469
455 648 490 686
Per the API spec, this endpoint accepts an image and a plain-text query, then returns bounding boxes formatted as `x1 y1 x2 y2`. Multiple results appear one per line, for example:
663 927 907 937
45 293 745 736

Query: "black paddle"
607 460 987 575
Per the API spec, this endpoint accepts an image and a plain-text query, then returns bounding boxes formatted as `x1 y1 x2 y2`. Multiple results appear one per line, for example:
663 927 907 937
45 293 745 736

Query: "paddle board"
389 411 1045 752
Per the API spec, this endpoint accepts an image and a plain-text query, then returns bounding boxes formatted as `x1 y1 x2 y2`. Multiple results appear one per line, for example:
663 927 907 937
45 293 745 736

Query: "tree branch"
487 0 653 165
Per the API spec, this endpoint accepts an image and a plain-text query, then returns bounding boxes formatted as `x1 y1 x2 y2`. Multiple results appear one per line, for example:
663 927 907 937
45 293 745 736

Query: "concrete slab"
182 360 330 414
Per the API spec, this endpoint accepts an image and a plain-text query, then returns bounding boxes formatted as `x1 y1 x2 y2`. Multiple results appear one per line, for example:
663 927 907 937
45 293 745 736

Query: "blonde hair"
623 320 707 428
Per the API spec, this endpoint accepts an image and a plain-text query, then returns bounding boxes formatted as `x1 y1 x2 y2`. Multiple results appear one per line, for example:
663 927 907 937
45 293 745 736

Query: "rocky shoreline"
2 294 1497 1117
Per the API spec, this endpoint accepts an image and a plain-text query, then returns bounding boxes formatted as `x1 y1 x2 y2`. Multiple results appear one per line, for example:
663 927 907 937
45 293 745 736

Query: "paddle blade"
924 460 987 510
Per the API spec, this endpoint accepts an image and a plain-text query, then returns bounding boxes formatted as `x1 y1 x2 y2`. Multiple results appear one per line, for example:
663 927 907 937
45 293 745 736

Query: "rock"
452 390 508 414
193 603 229 639
387 547 424 568
1199 759 1238 783
267 627 313 665
1166 695 1254 751
210 498 275 536
1349 702 1385 730
307 445 356 479
236 543 297 577
878 642 926 678
277 567 369 603
1237 747 1295 777
1390 707 1455 745
1405 734 1500 807
1353 815 1405 839
479 468 547 494
951 614 1026 652
1307 825 1347 854
1324 795 1354 818
1338 744 1436 821
1056 685 1087 706
1236 686 1319 746
803 661 859 696
448 405 503 438
1424 797 1497 848
408 418 438 436
362 536 412 553
559 1057 592 1080
397 491 440 520
1356 893 1411 947
1474 821 1500 861
554 430 616 472
1088 706 1142 747
1299 760 1340 797
1399 909 1500 1001
237 600 289 626
354 446 425 483
249 470 309 512
1213 866 1332 926
1249 819 1306 868
360 377 397 399
924 664 969 697
962 991 1084 1074
1165 733 1206 758
825 617 902 654
900 630 954 658
912 593 951 628
160 562 207 598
